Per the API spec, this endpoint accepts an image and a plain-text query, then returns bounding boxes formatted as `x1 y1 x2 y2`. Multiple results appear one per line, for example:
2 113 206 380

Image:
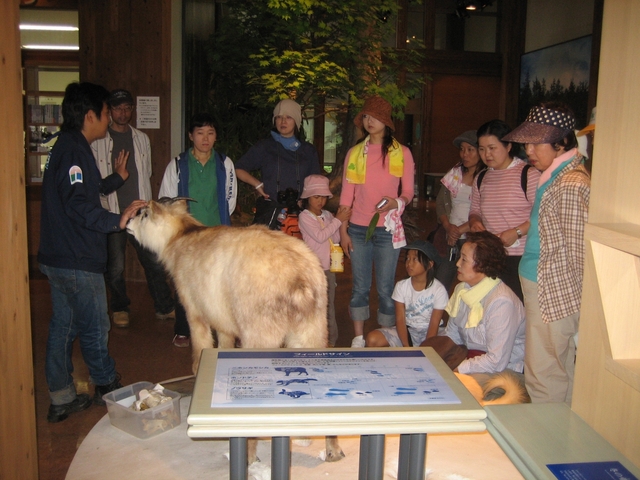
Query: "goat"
127 198 344 463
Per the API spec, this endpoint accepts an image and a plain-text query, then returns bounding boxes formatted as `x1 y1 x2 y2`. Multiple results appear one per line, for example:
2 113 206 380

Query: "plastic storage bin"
103 381 181 439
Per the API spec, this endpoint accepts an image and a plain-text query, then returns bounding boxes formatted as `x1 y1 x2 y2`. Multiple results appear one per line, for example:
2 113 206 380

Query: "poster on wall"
518 35 592 129
137 96 160 129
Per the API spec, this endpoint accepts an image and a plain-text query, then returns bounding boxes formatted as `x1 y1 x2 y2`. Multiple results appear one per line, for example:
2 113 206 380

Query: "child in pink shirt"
299 175 351 346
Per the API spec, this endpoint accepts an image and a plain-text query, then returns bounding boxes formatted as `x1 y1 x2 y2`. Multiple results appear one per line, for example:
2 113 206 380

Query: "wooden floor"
31 200 438 479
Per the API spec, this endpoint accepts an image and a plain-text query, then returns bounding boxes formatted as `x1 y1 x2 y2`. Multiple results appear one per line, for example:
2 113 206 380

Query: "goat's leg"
187 315 214 374
216 331 236 349
325 435 344 462
248 438 259 464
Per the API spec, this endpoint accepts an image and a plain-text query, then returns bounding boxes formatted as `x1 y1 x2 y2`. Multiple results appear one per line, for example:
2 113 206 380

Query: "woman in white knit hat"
236 99 322 226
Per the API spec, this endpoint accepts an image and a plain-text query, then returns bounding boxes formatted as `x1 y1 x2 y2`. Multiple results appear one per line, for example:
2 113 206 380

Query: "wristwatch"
516 227 523 239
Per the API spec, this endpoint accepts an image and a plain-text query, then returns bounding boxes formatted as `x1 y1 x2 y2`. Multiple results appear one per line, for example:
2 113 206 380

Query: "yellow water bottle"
330 242 344 273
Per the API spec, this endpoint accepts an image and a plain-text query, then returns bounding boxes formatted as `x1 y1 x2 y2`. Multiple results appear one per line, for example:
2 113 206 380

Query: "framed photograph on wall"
518 35 592 129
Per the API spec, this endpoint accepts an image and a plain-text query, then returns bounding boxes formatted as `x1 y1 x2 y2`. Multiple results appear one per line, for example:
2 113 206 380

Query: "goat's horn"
158 196 198 204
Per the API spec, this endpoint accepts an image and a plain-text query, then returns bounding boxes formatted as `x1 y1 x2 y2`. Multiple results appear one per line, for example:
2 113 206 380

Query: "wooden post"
0 1 39 478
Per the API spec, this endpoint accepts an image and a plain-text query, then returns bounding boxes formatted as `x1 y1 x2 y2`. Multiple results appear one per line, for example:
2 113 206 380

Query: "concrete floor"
31 200 438 479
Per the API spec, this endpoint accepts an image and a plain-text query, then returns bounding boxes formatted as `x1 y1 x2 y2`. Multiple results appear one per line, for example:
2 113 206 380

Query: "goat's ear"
169 198 191 215
145 200 160 215
158 197 194 213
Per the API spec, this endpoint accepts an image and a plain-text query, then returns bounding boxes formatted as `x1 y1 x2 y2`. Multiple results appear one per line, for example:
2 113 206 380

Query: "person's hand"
255 184 269 199
119 199 147 230
498 228 519 247
113 149 130 181
340 233 353 259
444 223 462 245
468 216 486 232
336 206 351 223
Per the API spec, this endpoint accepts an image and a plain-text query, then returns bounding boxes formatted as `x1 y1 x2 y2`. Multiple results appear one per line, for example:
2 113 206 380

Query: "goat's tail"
482 370 531 405
283 274 328 349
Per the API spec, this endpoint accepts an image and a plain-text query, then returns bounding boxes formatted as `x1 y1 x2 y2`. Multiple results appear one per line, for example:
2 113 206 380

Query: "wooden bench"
484 403 640 479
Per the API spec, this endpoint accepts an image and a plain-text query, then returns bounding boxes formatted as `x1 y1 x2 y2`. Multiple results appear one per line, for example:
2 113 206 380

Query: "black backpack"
476 164 532 199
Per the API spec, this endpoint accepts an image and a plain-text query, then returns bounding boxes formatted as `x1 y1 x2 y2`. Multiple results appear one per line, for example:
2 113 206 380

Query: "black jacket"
38 130 124 273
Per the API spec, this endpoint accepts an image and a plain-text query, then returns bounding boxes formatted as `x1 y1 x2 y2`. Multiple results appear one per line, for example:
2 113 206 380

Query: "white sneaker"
351 335 365 348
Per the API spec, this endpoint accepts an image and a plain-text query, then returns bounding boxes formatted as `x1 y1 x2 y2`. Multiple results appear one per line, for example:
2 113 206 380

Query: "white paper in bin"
103 381 181 439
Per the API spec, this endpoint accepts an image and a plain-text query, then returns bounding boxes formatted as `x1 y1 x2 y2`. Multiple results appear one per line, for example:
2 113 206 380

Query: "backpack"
278 208 302 239
476 164 532 199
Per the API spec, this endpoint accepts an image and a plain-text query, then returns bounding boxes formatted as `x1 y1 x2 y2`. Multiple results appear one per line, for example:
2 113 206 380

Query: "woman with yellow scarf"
441 231 525 376
339 96 415 348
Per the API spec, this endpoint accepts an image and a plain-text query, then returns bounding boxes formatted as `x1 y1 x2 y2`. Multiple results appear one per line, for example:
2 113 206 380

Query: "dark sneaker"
47 394 92 423
93 373 123 406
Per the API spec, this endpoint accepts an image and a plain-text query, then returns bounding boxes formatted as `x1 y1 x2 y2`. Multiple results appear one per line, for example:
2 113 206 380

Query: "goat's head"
127 198 194 256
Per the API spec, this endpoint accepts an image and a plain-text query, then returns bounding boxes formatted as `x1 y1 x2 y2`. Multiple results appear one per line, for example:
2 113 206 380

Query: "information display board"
211 350 460 408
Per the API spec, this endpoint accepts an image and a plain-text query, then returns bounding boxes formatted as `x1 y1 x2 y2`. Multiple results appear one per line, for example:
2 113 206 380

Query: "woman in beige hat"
235 98 322 226
503 101 591 404
338 96 415 348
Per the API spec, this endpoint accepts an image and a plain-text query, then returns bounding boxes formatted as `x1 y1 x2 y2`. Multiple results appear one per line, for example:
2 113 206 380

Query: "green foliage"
205 0 425 213
207 0 423 120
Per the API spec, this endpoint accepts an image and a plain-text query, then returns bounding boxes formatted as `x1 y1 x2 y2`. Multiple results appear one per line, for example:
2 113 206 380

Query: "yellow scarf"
345 135 404 184
445 277 501 328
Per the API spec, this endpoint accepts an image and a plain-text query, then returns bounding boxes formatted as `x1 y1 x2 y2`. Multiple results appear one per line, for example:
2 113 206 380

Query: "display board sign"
211 350 460 408
547 461 638 480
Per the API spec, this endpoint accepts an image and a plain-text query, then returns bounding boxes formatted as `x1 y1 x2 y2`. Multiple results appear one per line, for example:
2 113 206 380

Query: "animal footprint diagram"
393 387 417 396
325 388 350 397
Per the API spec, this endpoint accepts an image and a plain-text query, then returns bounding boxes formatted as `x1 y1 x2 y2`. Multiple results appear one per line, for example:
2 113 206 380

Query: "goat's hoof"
324 449 345 462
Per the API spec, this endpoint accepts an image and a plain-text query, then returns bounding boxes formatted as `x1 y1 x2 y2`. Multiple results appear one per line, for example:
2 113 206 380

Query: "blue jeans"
348 224 401 327
106 230 174 314
40 264 117 405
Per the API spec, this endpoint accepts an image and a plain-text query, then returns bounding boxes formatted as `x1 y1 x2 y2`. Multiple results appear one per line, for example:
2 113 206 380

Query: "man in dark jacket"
38 82 146 422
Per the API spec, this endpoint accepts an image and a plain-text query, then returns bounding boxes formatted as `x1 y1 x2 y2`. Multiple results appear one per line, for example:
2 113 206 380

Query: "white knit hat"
273 99 302 129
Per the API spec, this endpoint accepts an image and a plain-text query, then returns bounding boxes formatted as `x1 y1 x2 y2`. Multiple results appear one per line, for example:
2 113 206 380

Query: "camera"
277 188 300 214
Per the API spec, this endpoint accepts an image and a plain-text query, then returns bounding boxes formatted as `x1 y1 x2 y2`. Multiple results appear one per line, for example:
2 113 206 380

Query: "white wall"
526 0 595 52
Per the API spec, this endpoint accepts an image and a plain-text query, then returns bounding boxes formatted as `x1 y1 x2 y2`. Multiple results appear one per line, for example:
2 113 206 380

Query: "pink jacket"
298 209 342 270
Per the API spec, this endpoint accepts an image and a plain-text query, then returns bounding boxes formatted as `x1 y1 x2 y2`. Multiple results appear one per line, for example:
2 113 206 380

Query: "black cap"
402 240 444 266
109 89 133 107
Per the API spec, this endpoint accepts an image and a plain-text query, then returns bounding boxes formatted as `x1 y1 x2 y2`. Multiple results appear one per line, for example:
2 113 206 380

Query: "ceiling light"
22 45 80 50
20 24 79 31
455 0 493 18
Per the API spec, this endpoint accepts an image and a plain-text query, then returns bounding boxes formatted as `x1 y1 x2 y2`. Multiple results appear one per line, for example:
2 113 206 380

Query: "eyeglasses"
111 105 133 113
